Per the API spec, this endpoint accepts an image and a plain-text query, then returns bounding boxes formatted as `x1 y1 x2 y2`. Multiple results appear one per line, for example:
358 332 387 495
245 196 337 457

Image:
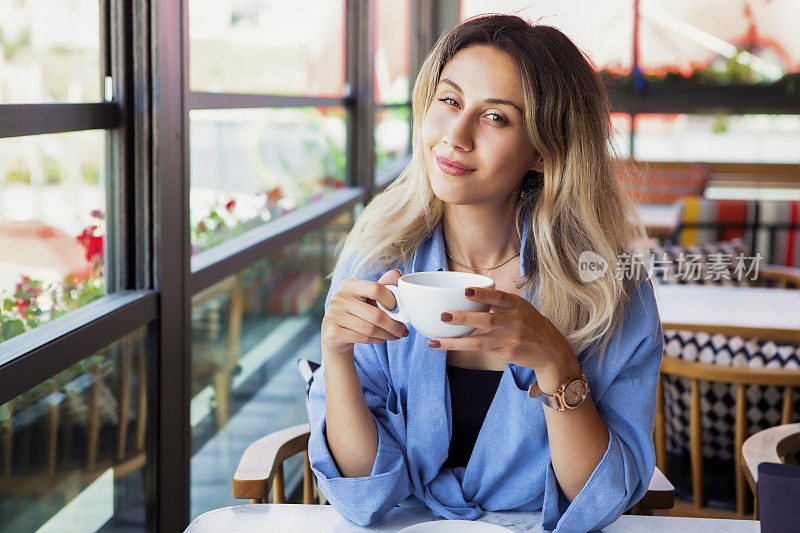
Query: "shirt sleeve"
306 253 413 526
540 276 663 532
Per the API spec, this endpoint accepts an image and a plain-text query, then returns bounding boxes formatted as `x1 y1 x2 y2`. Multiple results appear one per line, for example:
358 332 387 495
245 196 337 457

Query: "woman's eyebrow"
439 78 523 115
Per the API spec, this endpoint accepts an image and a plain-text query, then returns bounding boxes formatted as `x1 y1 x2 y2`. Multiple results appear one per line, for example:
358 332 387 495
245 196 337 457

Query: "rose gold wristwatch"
527 369 589 411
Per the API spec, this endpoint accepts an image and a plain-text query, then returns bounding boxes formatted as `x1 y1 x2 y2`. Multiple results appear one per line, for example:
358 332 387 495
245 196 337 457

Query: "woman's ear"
530 154 544 173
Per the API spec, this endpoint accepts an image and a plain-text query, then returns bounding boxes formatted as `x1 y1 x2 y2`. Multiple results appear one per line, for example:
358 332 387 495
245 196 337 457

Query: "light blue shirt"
307 215 664 532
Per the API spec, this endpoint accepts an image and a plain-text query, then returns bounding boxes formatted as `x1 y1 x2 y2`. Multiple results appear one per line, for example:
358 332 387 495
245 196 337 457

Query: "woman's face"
420 44 542 207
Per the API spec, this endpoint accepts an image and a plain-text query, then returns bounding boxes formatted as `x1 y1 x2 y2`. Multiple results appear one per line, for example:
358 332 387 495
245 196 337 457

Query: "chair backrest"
656 356 800 516
741 423 800 519
619 161 709 204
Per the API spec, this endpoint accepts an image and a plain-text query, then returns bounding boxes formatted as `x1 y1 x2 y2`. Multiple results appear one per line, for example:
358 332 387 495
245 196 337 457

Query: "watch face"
564 379 587 407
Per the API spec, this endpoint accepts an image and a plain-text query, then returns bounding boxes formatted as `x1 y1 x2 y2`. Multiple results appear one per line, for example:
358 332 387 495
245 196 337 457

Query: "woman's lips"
436 156 476 176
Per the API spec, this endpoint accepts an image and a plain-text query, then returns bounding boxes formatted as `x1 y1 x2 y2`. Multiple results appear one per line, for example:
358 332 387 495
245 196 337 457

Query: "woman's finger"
342 278 398 315
440 310 512 331
464 286 518 310
339 312 398 341
346 297 408 339
334 322 389 345
427 332 503 351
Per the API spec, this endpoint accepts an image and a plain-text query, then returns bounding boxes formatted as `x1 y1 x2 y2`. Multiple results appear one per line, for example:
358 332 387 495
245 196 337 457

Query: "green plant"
0 211 106 343
43 156 61 185
5 168 31 184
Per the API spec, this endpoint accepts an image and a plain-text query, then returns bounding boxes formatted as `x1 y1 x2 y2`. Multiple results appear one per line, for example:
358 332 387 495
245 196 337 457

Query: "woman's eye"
486 113 507 124
439 97 459 107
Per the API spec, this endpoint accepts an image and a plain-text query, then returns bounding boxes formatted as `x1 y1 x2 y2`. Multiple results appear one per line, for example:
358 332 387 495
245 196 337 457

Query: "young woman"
308 14 663 532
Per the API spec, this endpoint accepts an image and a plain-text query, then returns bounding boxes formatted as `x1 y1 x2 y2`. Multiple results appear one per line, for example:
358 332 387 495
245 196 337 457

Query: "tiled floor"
190 321 323 520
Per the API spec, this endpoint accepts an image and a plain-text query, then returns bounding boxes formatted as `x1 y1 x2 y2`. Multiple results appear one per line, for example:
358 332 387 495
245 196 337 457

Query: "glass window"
189 0 346 96
633 114 800 163
190 210 355 517
0 326 150 532
189 107 346 254
0 131 107 345
610 113 632 158
0 0 102 103
375 0 411 104
375 107 411 171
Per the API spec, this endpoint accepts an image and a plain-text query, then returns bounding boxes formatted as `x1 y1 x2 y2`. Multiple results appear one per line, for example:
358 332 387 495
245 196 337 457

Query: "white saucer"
398 520 512 532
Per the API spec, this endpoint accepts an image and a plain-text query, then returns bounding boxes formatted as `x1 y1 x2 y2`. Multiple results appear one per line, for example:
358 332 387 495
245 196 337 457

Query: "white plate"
398 520 512 533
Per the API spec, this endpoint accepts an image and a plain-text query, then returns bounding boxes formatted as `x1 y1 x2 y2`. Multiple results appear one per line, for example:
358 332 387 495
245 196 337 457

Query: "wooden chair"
741 423 800 519
232 422 674 511
655 358 800 518
191 274 245 430
755 264 800 290
0 328 147 494
654 261 800 518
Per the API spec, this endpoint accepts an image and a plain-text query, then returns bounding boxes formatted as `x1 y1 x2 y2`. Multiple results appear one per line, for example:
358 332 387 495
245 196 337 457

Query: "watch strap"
527 369 588 411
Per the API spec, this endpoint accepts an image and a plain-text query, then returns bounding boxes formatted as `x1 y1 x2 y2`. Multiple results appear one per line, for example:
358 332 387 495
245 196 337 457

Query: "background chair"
652 242 800 517
649 237 800 289
741 423 800 519
232 359 674 512
0 329 147 502
666 197 800 268
656 357 800 518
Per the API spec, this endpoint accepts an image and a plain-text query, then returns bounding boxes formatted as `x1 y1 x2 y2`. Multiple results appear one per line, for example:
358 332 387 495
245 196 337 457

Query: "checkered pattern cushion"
662 329 800 461
649 238 756 286
298 358 321 400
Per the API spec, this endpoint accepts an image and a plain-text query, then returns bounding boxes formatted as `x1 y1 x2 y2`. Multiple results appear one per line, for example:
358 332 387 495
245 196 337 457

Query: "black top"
443 364 505 469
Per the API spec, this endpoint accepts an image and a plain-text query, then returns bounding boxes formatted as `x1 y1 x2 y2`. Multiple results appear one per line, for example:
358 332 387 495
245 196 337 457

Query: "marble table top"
653 283 800 342
636 202 681 233
185 503 759 533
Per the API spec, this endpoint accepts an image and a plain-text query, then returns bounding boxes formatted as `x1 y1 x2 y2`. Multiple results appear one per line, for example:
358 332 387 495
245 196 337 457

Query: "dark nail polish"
428 339 441 348
465 288 475 297
440 312 452 322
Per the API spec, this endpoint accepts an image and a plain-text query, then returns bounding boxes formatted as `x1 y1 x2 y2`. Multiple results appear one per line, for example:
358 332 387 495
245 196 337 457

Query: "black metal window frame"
0 1 154 408
153 1 429 531
0 0 157 530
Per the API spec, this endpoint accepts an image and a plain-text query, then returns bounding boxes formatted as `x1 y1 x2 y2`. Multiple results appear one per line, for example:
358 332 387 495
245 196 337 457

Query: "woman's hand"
427 286 577 380
321 269 410 360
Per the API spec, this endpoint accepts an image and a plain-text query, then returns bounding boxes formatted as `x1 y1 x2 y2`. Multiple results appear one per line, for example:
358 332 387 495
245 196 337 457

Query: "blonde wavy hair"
330 14 650 361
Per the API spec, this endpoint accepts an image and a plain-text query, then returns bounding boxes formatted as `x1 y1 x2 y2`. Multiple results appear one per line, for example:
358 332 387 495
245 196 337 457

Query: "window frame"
0 0 157 529
0 0 425 530
157 0 419 530
0 1 154 403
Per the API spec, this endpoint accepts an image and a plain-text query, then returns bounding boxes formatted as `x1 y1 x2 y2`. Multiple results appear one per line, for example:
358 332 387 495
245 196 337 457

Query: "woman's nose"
443 114 473 152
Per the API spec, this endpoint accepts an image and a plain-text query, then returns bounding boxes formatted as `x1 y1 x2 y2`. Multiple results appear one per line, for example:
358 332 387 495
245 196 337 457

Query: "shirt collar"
411 212 533 277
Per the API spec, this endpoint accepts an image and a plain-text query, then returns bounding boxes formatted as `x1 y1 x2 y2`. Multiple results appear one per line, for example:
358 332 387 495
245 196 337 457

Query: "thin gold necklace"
445 248 520 272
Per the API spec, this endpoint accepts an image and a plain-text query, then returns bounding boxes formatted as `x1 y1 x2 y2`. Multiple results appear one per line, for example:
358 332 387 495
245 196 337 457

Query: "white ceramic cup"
375 271 495 339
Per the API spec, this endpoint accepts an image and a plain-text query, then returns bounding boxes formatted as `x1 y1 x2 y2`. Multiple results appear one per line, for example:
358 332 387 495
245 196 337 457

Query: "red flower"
15 276 42 299
225 199 236 212
76 225 104 263
321 176 344 189
266 187 283 204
